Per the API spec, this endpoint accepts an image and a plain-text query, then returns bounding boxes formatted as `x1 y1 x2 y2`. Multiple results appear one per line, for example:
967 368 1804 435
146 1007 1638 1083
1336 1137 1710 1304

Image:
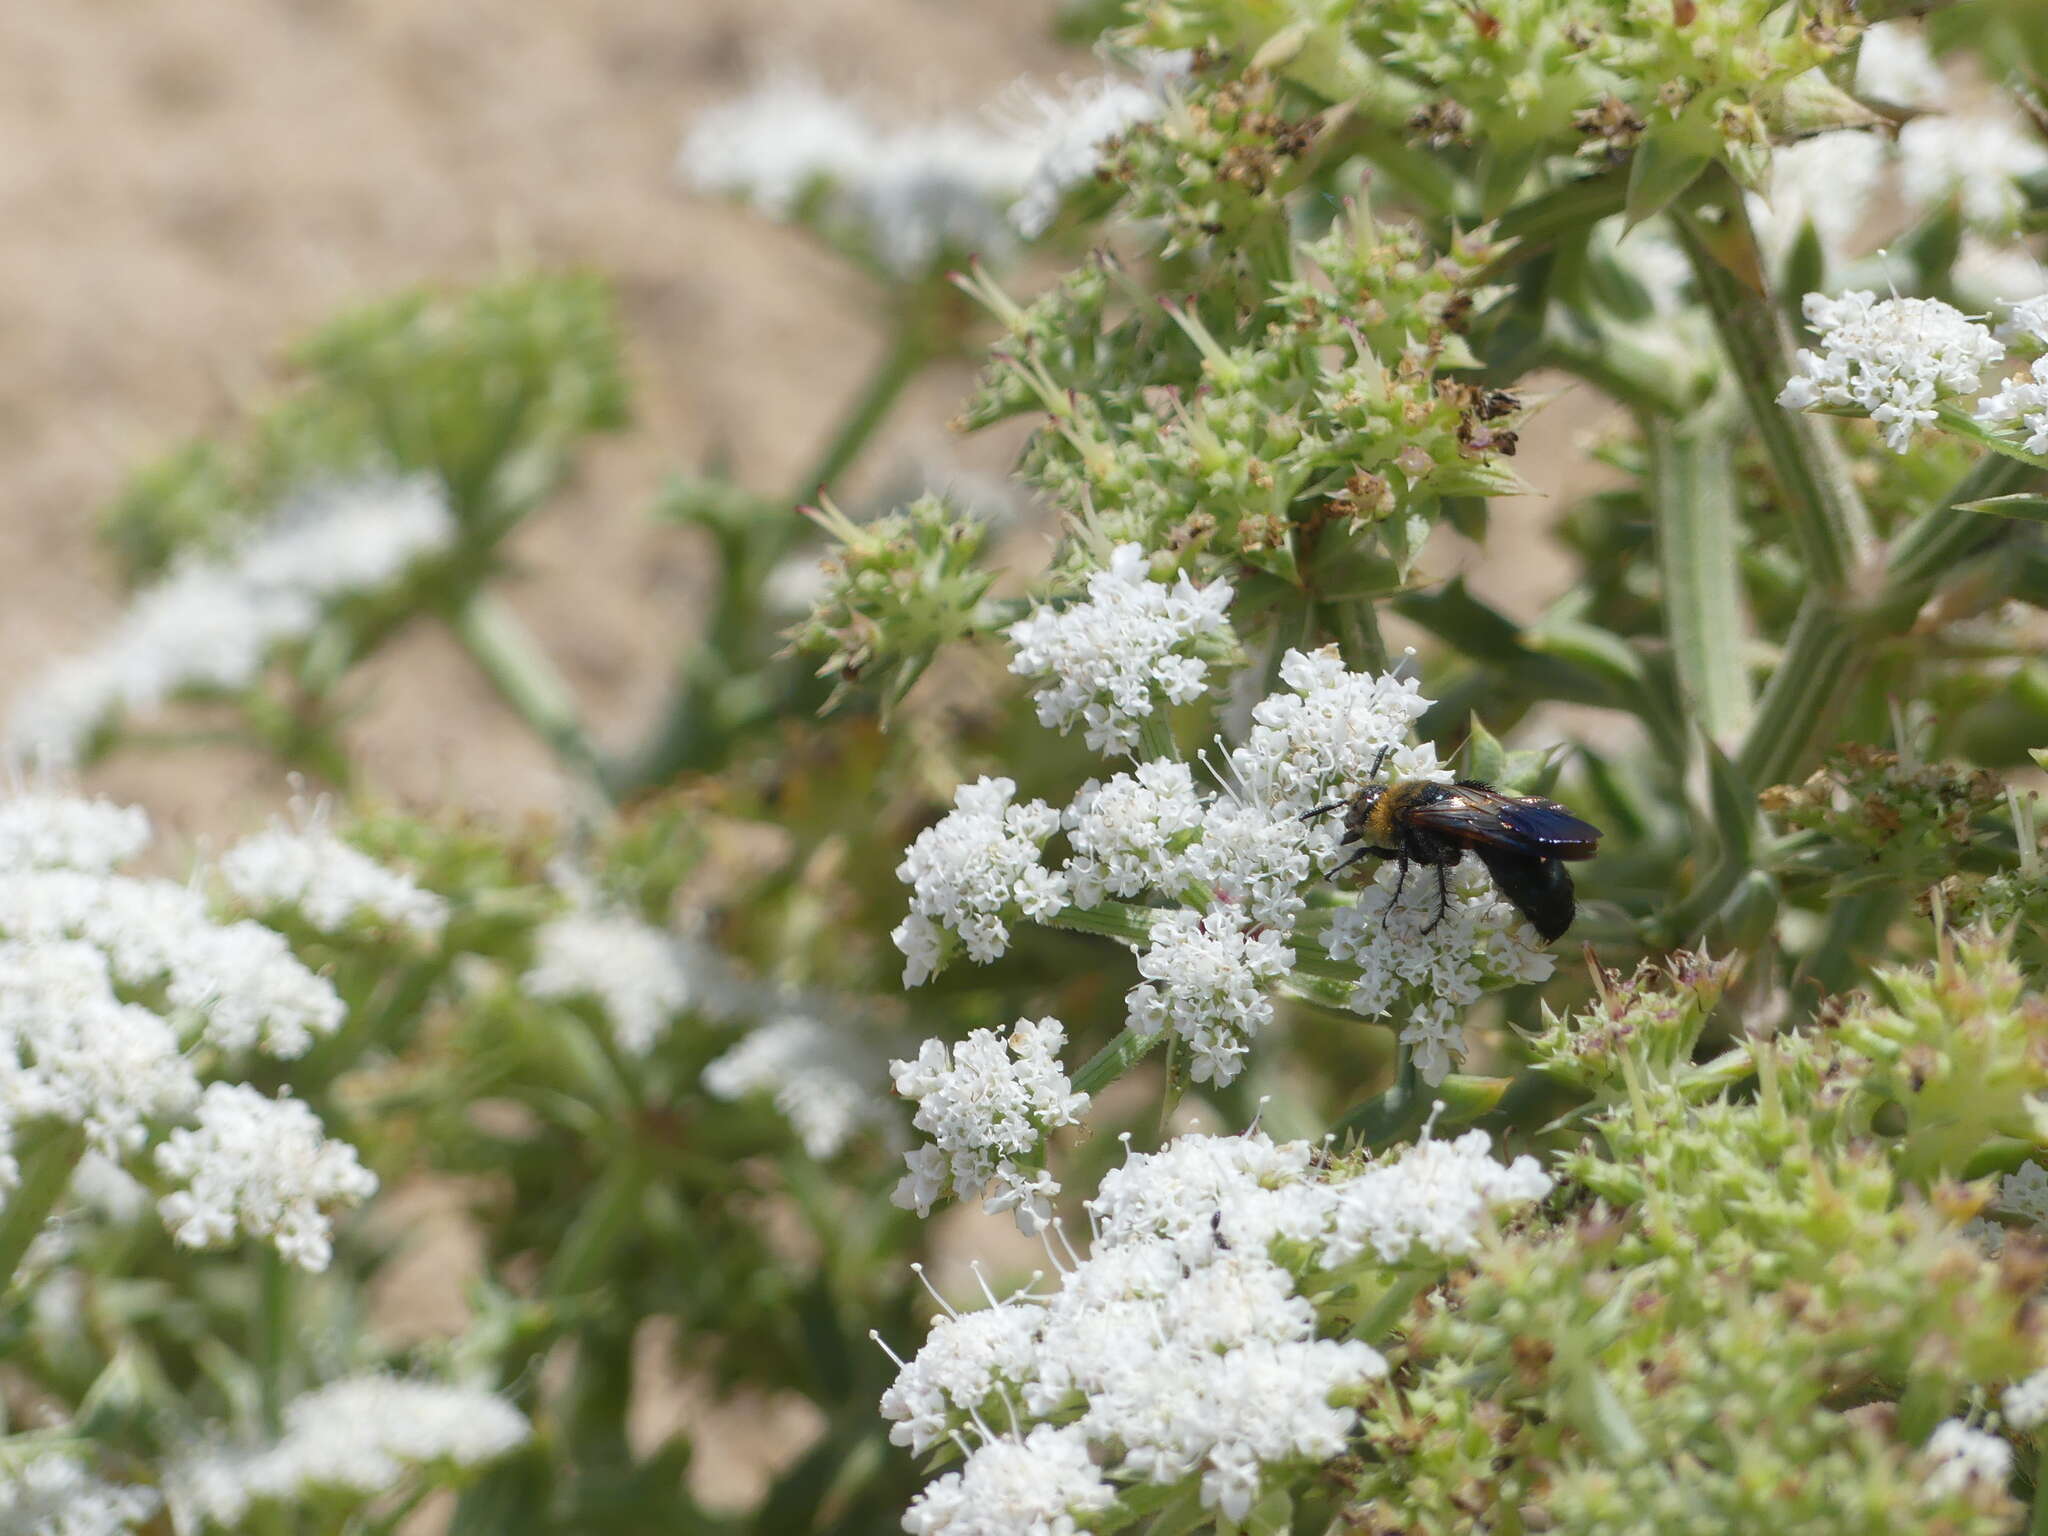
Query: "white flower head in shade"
893 776 1065 984
1975 353 2048 458
2006 1369 2048 1431
902 1423 1115 1536
0 940 200 1176
1322 858 1556 1084
523 908 701 1057
880 1127 1548 1525
7 475 454 764
1899 113 2048 234
1125 909 1293 1088
1004 52 1190 238
1060 760 1206 909
220 821 447 937
1922 1419 2014 1499
0 1452 158 1536
1749 130 1887 260
1006 544 1236 756
1225 647 1439 826
890 1016 1089 1232
165 1374 530 1529
1777 290 2004 453
2000 1161 2048 1228
678 74 1034 277
703 1006 900 1161
154 1083 377 1272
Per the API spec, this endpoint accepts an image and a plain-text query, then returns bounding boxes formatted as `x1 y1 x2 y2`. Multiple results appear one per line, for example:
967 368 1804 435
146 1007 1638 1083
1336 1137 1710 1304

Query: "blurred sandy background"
0 0 1076 835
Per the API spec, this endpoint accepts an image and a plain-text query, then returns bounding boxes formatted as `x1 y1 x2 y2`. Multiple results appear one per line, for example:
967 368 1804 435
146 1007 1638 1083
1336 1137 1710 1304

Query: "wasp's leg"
1381 857 1412 929
1325 846 1374 882
1419 862 1450 935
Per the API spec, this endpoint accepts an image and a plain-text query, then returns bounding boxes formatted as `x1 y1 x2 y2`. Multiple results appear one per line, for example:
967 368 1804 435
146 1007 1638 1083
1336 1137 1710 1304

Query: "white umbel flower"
1060 761 1206 908
0 792 151 875
220 825 447 936
902 1423 1114 1536
154 1083 377 1272
1225 646 1439 823
889 1017 1089 1232
1778 290 2004 452
523 909 699 1056
893 777 1065 983
1126 910 1293 1088
1922 1419 2013 1499
679 75 1034 277
0 1452 157 1536
165 1374 530 1530
7 476 455 763
1321 857 1555 1084
703 1008 898 1160
1006 543 1235 756
1975 355 2048 457
881 1127 1548 1526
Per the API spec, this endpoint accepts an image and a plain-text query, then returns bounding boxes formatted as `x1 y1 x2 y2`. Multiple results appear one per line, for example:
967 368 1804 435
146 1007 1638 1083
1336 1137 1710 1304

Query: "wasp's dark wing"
1407 782 1603 858
1473 846 1577 942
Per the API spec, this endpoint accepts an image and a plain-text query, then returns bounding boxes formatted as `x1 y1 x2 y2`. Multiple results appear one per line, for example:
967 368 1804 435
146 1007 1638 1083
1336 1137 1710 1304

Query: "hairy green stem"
1671 189 1873 591
0 1124 85 1295
257 1251 292 1435
1737 594 1855 791
1073 1026 1164 1097
1647 418 1753 746
449 592 611 799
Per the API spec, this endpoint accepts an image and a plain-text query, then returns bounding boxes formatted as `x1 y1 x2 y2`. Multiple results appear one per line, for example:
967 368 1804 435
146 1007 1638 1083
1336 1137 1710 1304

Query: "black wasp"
1303 748 1602 942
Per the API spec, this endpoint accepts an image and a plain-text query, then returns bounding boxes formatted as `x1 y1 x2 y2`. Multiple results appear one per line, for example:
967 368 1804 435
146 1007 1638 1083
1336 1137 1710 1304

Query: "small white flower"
895 777 1065 981
1778 289 2004 452
1318 1127 1553 1267
1923 1418 2013 1499
1975 355 2048 457
1322 857 1555 1085
678 75 1035 277
524 909 702 1056
1006 544 1235 756
2006 1368 2048 1431
0 792 151 875
890 1017 1088 1231
154 1083 378 1272
1177 798 1316 933
1854 22 1946 110
220 824 447 936
702 1008 898 1160
1899 113 2048 234
1061 760 1207 907
1225 646 1439 821
1126 910 1292 1088
0 1452 157 1536
902 1423 1115 1536
7 476 454 764
165 1374 529 1528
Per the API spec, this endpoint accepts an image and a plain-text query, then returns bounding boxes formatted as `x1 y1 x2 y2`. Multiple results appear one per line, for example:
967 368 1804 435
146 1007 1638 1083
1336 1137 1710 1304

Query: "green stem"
794 329 929 499
0 1124 85 1294
1138 709 1179 763
257 1250 292 1436
1353 1269 1431 1344
1671 187 1872 592
1073 1026 1164 1097
2032 1455 2048 1536
1737 593 1855 790
449 593 611 798
1646 417 1753 746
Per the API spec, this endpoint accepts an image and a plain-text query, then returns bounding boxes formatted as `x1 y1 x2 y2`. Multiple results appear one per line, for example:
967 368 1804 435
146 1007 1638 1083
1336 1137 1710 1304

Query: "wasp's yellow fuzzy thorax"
1363 778 1434 849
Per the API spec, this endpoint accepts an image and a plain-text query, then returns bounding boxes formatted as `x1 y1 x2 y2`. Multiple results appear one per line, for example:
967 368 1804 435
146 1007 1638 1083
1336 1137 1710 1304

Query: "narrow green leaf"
1624 134 1713 232
1464 714 1508 784
1955 493 2048 523
1647 421 1755 745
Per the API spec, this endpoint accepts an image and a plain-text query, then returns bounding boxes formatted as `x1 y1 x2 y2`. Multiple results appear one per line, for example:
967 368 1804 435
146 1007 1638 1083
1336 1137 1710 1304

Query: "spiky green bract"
1524 949 1738 1101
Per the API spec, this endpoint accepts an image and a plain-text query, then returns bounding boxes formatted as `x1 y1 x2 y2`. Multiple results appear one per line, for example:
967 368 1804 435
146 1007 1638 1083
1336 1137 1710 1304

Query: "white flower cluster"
1922 1418 2014 1499
881 1128 1550 1532
1006 544 1235 755
891 1017 1089 1232
155 1082 378 1272
0 791 151 872
523 908 708 1056
893 777 1065 985
1323 858 1557 1084
1777 290 2006 452
1226 646 1441 821
1127 910 1293 1088
1061 760 1206 907
165 1374 530 1529
220 823 448 936
704 1007 901 1161
7 475 455 763
2006 1369 2048 1431
0 1452 158 1536
1976 300 2048 457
